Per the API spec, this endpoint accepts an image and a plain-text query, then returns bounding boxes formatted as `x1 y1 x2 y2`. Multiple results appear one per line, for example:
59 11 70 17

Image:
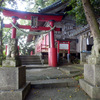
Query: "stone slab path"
25 87 91 100
25 64 91 100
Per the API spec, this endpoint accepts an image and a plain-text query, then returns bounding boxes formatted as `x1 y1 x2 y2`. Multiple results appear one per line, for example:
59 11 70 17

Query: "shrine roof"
39 0 70 14
1 7 64 16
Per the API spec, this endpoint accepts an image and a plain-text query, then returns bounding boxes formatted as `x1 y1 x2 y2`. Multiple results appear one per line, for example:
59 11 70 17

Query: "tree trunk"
82 0 100 58
82 0 100 38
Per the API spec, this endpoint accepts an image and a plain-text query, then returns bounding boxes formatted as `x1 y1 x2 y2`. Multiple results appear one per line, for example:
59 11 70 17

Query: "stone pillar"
2 39 19 67
79 37 100 99
0 38 31 100
80 35 83 64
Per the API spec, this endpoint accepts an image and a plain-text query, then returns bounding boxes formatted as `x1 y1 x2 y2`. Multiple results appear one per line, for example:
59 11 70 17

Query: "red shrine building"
2 0 95 67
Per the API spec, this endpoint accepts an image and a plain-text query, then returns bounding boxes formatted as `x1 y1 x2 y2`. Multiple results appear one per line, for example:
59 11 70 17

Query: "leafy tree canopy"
1 0 100 25
0 0 58 12
66 0 100 25
0 0 58 55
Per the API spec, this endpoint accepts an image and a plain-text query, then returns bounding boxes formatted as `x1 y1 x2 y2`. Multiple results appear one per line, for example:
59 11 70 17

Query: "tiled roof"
39 0 68 14
39 0 62 13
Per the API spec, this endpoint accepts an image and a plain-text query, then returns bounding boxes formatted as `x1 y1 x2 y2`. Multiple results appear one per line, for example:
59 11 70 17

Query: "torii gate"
2 8 63 67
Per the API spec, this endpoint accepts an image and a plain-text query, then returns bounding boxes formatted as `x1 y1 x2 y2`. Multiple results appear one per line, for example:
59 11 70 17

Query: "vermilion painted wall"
35 34 49 53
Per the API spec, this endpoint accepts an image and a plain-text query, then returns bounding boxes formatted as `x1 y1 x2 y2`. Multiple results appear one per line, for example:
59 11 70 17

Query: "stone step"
19 56 40 59
23 65 49 69
59 67 83 78
21 62 42 65
31 79 78 88
19 57 40 60
20 59 41 61
19 55 43 65
21 61 41 63
21 60 41 63
59 67 81 74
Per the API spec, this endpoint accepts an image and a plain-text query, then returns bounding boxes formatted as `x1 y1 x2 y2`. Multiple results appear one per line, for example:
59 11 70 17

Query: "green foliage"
0 50 6 65
66 0 86 25
33 0 58 12
75 74 84 81
90 0 100 17
66 0 100 25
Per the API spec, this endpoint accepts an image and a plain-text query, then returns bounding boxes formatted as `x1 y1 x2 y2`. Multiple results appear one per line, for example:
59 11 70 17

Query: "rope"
11 22 55 35
2 22 18 40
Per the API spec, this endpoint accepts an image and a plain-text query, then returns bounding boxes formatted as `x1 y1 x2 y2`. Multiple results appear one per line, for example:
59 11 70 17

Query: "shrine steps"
19 55 43 65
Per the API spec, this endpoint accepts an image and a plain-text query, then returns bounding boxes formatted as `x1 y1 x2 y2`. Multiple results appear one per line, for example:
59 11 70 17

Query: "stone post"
0 38 30 100
79 37 100 99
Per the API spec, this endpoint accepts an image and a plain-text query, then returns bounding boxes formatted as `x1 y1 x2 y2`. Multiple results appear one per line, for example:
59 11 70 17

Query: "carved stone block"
0 66 26 90
88 55 100 64
2 59 19 67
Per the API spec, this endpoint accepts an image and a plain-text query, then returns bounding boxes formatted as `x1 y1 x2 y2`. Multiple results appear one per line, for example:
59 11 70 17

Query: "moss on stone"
5 65 15 67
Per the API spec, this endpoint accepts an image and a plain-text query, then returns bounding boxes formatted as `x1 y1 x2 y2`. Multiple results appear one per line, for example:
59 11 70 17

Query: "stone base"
80 52 91 64
80 79 100 99
0 82 31 100
88 55 100 64
0 67 26 90
84 64 100 86
2 59 19 67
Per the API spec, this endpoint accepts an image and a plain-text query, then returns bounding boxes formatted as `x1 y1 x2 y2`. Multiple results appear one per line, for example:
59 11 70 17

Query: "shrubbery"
0 51 6 65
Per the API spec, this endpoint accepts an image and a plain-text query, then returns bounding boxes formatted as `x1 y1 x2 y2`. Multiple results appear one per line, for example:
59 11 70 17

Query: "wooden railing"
36 44 49 53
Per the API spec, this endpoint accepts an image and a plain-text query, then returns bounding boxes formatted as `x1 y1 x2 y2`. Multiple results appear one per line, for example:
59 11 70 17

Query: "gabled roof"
39 0 71 14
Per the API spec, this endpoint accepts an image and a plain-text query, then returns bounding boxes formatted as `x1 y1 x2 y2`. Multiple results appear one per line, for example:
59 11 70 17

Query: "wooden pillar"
57 41 60 63
48 20 57 67
67 41 70 63
11 16 18 39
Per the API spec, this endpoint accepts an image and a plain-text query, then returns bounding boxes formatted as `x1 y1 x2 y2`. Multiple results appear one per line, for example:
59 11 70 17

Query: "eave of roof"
1 7 64 16
39 0 68 14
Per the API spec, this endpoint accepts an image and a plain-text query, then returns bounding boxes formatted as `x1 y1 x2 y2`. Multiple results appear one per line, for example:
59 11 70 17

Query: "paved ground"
26 64 83 81
26 68 68 81
25 87 91 100
25 64 92 100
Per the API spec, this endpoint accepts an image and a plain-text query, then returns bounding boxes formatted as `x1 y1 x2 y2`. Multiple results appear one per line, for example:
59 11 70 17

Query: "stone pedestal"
0 66 31 100
80 51 91 64
79 64 100 99
2 59 19 67
88 55 100 65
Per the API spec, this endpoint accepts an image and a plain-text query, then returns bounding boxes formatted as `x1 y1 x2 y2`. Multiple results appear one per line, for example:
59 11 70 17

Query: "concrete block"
0 82 31 100
79 79 100 99
2 59 19 67
88 56 100 64
80 52 90 64
0 66 26 90
84 64 100 86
